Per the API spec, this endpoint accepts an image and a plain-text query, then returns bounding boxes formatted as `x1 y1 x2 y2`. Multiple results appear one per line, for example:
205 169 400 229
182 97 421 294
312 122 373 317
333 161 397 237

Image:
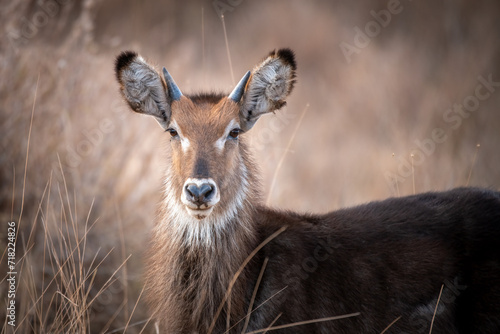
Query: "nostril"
185 184 198 199
199 184 214 199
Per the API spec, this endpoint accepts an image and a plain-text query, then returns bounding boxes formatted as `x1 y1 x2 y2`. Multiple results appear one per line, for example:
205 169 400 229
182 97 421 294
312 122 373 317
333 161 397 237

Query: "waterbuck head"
115 49 296 229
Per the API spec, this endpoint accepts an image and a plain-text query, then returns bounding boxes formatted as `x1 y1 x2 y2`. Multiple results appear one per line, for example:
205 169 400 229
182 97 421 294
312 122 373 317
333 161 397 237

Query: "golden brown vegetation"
1 1 500 333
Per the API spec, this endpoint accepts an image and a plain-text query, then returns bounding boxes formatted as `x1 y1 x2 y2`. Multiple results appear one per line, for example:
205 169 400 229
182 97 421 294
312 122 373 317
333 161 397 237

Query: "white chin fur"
185 206 214 220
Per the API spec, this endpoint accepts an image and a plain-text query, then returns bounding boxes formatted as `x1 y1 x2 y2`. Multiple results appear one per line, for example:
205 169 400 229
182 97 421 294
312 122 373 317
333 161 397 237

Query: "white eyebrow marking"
170 120 190 152
214 119 239 151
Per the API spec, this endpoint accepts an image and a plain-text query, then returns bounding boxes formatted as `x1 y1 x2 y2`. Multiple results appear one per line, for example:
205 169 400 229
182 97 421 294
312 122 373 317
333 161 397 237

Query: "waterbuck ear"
115 51 182 129
230 48 297 131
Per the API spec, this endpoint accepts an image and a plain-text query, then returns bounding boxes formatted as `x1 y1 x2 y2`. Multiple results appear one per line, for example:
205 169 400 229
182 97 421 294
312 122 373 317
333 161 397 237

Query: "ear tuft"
272 48 297 96
115 51 138 82
274 48 297 71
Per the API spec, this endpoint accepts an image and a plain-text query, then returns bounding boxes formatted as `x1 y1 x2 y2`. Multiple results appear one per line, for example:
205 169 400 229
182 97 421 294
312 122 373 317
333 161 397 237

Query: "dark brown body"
248 188 500 333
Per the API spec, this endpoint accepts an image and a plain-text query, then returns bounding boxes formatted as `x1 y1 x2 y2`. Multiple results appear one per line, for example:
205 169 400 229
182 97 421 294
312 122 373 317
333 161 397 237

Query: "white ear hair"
238 48 297 131
115 51 171 129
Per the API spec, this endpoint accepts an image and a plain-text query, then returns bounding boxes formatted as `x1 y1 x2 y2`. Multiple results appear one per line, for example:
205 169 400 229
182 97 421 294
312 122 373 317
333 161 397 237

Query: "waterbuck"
115 49 500 333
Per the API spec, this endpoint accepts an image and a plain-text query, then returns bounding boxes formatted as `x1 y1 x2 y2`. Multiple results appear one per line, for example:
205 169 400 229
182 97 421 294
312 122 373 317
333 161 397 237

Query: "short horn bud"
229 71 251 102
163 67 182 101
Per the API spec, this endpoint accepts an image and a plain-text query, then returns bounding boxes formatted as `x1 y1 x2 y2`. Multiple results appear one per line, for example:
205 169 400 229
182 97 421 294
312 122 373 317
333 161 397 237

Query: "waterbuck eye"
166 128 178 138
228 128 241 139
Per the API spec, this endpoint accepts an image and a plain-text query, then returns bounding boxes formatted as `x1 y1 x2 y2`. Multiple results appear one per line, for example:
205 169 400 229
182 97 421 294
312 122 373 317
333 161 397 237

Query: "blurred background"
1 0 499 332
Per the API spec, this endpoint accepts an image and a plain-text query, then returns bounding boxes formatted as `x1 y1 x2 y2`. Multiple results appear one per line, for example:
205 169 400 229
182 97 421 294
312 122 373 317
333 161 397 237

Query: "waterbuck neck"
146 140 261 332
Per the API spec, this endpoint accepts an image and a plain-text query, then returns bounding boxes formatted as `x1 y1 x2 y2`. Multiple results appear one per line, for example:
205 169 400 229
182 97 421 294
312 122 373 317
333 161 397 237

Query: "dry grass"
1 0 500 333
1 73 151 333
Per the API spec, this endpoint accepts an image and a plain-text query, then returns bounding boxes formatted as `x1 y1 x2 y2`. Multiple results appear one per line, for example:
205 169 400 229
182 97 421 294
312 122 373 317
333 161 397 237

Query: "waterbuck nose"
185 182 214 206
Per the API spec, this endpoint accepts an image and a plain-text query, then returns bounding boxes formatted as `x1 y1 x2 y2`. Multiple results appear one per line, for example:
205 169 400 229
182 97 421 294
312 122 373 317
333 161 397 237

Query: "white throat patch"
160 163 250 247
